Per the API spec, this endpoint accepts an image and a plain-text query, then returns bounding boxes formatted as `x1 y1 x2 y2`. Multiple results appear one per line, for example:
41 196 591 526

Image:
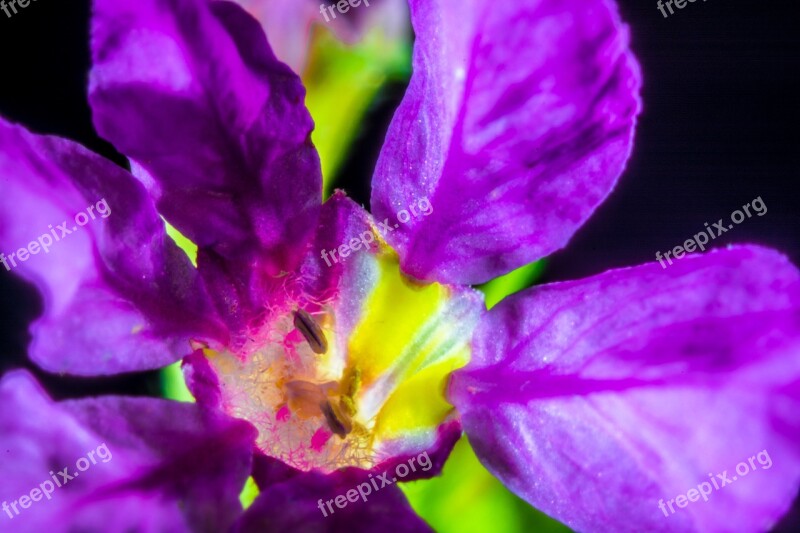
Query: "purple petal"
450 246 800 531
0 370 256 531
233 468 431 532
247 420 460 493
298 190 377 313
182 348 223 408
371 0 641 284
251 452 301 489
0 119 223 375
89 0 322 291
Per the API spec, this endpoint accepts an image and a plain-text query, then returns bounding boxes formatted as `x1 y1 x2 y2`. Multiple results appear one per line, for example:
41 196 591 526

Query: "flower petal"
0 370 256 531
0 119 222 375
89 0 322 285
450 246 800 531
233 468 431 532
371 0 641 284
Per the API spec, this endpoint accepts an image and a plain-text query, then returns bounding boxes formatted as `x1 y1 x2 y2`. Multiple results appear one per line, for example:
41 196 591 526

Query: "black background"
0 0 798 529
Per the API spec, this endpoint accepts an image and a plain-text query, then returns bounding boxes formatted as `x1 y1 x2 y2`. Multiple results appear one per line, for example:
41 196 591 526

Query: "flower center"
201 249 482 472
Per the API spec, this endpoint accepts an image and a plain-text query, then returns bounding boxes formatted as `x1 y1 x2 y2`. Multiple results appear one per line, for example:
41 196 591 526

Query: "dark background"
1 0 798 528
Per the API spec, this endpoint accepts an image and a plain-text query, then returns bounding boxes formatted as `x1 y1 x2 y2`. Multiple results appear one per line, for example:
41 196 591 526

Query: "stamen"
284 380 337 418
320 400 352 438
293 309 328 354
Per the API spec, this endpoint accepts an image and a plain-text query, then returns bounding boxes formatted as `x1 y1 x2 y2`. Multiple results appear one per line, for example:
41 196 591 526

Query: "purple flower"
0 0 798 531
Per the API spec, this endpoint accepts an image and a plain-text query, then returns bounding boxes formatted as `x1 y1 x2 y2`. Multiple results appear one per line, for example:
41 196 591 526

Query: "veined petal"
450 246 800 532
0 119 222 375
0 370 256 531
89 0 322 314
371 0 641 284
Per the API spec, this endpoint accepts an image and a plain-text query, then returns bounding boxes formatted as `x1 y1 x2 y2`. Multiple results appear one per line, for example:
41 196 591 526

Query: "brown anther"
284 380 338 418
293 309 328 354
320 400 352 438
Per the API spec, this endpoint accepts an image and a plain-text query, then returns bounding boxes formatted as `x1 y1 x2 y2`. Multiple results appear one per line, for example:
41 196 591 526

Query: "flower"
0 0 798 532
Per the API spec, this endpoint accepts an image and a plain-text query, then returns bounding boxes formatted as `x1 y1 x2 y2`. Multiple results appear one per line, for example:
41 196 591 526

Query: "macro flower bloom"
1 0 799 532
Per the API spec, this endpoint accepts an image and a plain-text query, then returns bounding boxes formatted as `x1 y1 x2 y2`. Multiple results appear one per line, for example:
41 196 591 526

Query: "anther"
293 309 328 354
320 400 352 438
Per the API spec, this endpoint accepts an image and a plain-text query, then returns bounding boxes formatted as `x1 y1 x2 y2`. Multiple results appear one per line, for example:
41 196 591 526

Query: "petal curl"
89 0 322 296
0 370 256 532
371 0 641 284
450 246 800 532
0 119 222 375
